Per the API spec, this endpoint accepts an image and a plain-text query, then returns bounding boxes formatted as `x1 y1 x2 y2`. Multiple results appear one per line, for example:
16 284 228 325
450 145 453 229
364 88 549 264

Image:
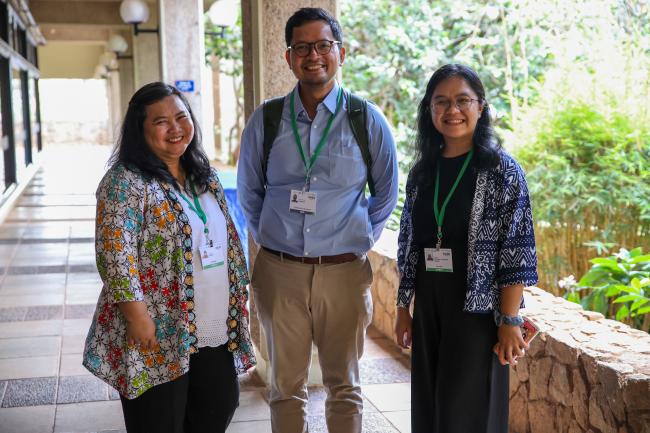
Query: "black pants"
411 275 509 433
120 344 239 433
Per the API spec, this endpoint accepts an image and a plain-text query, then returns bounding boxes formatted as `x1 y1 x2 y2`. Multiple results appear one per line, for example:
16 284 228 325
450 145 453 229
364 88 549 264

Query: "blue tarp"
218 170 249 261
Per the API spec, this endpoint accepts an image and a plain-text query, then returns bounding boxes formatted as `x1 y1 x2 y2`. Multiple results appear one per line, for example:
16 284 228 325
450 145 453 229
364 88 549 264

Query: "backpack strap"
262 96 285 188
346 91 375 196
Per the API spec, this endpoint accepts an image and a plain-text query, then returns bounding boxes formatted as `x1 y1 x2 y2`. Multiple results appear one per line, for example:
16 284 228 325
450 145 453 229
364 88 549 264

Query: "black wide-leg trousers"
120 344 239 433
411 278 510 433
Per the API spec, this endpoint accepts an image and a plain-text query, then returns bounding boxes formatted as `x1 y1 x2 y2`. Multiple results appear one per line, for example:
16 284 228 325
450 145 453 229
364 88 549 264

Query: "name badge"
424 247 453 272
289 189 317 214
199 242 225 269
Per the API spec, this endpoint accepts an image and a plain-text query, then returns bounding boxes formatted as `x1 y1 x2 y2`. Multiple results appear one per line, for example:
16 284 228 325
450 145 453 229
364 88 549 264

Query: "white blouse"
178 184 230 348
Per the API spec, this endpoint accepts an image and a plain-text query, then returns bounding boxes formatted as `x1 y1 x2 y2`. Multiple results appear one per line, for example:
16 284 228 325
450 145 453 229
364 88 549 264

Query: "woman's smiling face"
143 95 194 166
430 76 484 147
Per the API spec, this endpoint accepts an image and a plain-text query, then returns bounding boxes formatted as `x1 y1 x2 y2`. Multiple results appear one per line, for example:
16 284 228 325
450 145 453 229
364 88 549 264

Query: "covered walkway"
0 145 412 433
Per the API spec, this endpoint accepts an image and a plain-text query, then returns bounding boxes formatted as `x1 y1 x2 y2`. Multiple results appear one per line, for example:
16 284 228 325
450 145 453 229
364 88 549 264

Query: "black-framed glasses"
431 97 481 112
288 40 342 57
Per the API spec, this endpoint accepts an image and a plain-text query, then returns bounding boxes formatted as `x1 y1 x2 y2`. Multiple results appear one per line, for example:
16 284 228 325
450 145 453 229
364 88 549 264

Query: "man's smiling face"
285 20 345 90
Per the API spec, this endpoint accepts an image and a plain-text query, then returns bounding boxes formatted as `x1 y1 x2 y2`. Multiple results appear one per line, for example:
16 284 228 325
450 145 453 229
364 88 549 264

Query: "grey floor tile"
0 336 61 358
0 319 63 338
0 380 6 402
60 353 92 376
63 319 92 336
0 307 27 322
231 390 270 422
227 420 272 433
54 400 125 432
0 404 56 433
7 265 68 275
360 357 411 385
0 356 60 380
65 304 97 319
362 383 411 412
383 410 411 433
1 376 57 407
61 335 87 354
0 294 65 309
57 375 108 404
24 305 64 320
0 273 67 295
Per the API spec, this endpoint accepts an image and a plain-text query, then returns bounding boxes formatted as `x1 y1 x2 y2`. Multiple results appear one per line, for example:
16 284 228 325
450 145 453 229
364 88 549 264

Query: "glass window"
11 68 25 179
0 67 4 193
29 78 38 155
0 4 7 43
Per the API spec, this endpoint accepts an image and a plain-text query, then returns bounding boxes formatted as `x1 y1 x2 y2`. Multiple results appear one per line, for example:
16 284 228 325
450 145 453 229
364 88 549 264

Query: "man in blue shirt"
237 7 398 433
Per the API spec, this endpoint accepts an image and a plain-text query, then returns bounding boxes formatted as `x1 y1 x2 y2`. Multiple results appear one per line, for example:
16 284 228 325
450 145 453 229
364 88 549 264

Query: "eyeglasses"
431 97 481 112
288 40 342 57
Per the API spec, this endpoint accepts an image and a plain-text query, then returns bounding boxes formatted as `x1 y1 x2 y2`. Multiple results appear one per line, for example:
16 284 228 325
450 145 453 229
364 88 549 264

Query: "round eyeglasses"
288 40 342 57
431 97 481 112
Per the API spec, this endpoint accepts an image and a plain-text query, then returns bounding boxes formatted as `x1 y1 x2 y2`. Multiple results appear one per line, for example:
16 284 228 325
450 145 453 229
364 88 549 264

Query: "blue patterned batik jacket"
397 151 538 313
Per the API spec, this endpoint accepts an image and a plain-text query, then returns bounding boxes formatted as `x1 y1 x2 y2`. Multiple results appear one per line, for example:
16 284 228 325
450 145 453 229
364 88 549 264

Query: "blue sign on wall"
175 80 195 92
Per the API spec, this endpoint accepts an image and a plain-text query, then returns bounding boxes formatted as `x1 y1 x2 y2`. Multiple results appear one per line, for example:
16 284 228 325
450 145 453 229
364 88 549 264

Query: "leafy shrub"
562 247 650 332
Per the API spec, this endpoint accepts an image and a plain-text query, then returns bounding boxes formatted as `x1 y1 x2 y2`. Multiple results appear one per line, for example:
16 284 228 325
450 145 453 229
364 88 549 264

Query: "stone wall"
367 233 650 433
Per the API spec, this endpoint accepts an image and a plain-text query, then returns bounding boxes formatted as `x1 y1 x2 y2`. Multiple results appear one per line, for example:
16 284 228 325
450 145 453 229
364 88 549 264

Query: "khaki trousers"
251 248 373 433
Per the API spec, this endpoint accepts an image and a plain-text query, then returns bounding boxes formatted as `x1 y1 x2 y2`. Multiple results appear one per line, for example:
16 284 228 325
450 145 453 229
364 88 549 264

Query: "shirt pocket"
329 133 367 187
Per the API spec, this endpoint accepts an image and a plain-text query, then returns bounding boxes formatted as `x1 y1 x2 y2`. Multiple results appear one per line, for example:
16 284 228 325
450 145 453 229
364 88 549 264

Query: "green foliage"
564 248 650 332
204 16 243 76
517 100 650 226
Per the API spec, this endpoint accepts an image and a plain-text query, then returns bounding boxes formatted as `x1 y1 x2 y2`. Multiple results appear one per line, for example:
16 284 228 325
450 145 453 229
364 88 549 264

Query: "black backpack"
261 90 376 196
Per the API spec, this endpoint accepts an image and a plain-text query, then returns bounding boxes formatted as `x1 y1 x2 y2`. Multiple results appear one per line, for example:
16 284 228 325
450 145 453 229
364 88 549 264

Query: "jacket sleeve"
397 175 418 308
95 166 145 303
496 157 539 289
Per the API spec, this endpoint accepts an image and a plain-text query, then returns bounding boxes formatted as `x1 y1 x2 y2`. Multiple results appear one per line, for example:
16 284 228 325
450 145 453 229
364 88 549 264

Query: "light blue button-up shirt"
237 83 398 257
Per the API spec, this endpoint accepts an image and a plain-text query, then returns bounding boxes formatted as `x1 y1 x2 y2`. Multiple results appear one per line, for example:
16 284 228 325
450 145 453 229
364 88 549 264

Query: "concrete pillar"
242 0 338 387
118 57 135 116
133 1 161 89
159 0 215 158
106 70 122 145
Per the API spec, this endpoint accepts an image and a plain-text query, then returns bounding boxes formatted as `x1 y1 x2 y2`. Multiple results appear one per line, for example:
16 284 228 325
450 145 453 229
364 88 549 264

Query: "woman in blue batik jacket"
394 64 538 433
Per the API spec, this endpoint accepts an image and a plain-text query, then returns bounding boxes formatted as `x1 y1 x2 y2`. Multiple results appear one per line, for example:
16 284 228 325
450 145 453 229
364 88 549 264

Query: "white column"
159 0 214 157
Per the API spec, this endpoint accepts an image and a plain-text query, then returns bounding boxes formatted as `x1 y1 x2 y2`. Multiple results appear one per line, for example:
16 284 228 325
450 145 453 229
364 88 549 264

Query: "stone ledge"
367 231 650 433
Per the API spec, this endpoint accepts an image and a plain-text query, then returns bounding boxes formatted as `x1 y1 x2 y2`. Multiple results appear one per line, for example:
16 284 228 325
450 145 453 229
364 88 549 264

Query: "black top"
412 151 478 282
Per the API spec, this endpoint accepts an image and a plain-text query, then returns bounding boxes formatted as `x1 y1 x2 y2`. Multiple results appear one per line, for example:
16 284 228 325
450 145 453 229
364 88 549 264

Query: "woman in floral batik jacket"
83 82 255 433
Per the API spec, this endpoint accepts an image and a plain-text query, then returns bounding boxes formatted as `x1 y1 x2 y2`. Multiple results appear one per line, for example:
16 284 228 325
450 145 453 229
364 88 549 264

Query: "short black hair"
285 7 343 46
108 82 212 192
411 64 502 186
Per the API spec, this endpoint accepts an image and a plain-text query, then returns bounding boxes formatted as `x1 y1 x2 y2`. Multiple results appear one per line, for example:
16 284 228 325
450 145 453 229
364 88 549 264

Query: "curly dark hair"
285 7 343 46
108 82 211 192
410 64 501 186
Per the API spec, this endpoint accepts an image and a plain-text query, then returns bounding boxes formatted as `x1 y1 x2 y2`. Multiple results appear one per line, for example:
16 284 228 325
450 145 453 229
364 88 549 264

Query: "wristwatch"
493 310 524 327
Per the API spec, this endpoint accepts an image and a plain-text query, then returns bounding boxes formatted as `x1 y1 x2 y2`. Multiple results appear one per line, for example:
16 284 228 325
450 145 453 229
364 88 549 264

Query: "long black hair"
108 82 212 192
410 64 501 186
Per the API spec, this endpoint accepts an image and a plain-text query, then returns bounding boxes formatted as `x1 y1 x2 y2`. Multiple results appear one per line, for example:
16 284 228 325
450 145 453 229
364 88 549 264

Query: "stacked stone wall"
367 234 650 433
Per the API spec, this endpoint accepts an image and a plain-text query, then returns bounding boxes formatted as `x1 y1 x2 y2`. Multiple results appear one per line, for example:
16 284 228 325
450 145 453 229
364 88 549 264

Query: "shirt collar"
292 81 341 118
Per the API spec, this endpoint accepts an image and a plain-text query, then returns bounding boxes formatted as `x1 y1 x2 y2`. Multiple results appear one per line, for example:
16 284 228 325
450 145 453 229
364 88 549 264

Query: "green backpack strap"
262 96 285 187
346 91 375 196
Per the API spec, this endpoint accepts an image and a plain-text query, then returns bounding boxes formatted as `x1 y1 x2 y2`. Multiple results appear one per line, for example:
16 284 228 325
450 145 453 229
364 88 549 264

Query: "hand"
394 307 413 349
125 314 158 351
493 324 528 366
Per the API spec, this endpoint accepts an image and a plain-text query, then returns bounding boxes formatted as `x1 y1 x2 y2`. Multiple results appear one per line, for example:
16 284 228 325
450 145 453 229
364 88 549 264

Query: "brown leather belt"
262 247 357 265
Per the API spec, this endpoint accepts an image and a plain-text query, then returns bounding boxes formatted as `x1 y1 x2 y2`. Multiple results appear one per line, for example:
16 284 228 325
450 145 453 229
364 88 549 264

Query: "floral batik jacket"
83 164 256 399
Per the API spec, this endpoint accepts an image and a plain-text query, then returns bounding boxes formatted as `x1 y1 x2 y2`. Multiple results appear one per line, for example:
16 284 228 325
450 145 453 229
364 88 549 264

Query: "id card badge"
289 189 317 214
199 242 225 269
424 247 453 272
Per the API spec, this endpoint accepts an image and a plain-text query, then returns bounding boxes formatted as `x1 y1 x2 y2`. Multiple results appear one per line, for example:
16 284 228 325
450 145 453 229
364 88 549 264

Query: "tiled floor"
0 145 412 432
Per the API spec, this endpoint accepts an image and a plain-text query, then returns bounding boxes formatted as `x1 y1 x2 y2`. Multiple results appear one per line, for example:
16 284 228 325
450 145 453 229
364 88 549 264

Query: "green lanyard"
289 87 343 187
433 149 474 249
178 183 210 240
